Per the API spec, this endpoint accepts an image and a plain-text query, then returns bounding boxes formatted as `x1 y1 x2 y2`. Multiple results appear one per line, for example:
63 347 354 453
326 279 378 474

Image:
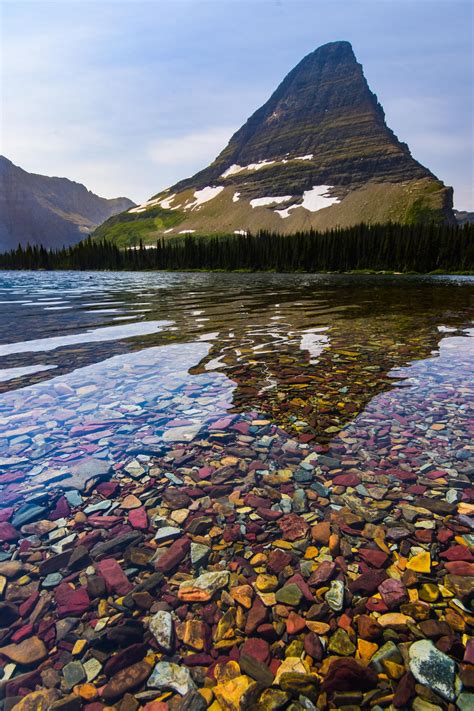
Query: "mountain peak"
96 41 454 243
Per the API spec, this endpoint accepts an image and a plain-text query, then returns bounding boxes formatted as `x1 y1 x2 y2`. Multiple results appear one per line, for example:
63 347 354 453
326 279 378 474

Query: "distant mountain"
454 210 474 225
0 156 134 251
95 40 454 245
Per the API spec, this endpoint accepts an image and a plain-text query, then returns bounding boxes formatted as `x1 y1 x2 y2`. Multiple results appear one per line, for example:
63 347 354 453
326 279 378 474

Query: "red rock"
240 638 270 665
104 643 147 677
267 549 293 574
154 537 190 573
440 545 473 562
245 600 267 635
438 528 454 543
378 579 408 609
415 530 433 543
49 496 71 520
142 702 168 711
277 513 309 541
223 524 241 542
0 507 14 523
96 558 132 596
365 597 389 613
356 615 382 641
349 569 387 595
19 591 39 618
358 548 389 568
0 521 20 542
96 481 119 497
332 473 360 487
393 672 416 708
444 561 474 575
257 508 282 521
322 657 378 692
128 506 148 530
308 561 337 587
286 611 306 634
55 583 90 617
11 623 34 643
304 632 324 661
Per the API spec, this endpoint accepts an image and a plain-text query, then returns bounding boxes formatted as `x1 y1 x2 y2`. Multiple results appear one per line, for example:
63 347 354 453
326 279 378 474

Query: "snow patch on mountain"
184 186 224 211
275 185 340 217
250 195 292 208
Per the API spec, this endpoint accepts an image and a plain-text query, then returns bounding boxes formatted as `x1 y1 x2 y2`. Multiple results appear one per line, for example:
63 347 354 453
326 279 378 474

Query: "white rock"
409 639 456 701
149 610 173 653
148 661 196 695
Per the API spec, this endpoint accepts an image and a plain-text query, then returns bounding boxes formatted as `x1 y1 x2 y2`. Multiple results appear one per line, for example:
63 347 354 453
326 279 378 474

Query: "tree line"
0 223 472 273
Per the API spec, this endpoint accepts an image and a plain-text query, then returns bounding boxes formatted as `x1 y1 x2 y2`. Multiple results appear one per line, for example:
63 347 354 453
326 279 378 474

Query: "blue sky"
1 0 473 208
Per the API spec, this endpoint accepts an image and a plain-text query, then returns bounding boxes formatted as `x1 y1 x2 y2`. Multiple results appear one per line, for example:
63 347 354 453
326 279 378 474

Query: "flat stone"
101 660 152 700
0 636 47 665
409 640 456 701
178 570 229 602
275 583 302 606
63 661 86 690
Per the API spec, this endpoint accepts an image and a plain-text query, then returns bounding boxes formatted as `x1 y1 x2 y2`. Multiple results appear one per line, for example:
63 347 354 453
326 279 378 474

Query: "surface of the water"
0 271 472 505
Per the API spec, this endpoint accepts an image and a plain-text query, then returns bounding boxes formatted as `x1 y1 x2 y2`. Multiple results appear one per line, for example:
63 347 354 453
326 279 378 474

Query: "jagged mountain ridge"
94 41 454 244
0 157 135 251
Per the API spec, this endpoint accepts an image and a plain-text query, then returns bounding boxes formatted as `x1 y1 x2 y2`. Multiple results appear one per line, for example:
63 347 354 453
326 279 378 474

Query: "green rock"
62 661 86 691
327 628 356 656
285 640 304 658
275 584 303 606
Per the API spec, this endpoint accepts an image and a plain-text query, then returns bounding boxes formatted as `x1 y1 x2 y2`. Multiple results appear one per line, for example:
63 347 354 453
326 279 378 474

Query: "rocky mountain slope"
0 156 134 250
95 41 454 244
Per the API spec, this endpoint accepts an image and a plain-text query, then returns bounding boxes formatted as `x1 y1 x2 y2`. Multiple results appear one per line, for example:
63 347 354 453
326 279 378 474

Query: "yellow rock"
274 656 309 684
357 639 378 662
0 575 6 596
16 575 31 585
250 553 266 567
75 683 97 700
382 660 406 680
406 551 431 573
457 502 474 515
419 583 439 603
273 539 293 549
214 661 241 684
304 546 319 560
199 687 214 706
72 639 87 656
408 588 419 602
98 600 109 617
306 621 331 635
377 613 415 628
10 689 59 710
230 584 253 609
213 674 254 711
255 574 278 592
256 591 276 607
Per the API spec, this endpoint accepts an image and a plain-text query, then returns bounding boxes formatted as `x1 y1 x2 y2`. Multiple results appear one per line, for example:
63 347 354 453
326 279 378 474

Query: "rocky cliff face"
0 157 134 251
95 41 454 244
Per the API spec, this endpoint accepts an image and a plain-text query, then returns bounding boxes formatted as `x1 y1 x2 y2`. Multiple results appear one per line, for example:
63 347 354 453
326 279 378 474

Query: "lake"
0 271 472 706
